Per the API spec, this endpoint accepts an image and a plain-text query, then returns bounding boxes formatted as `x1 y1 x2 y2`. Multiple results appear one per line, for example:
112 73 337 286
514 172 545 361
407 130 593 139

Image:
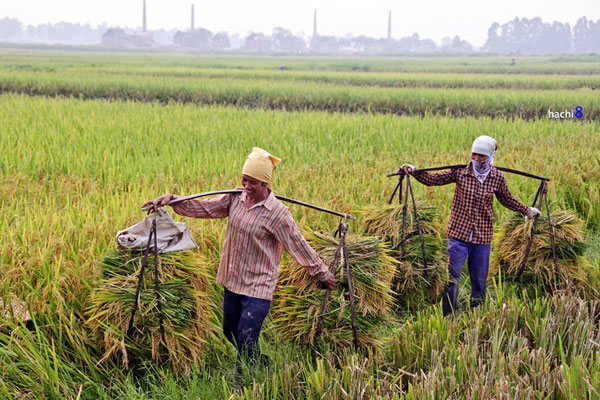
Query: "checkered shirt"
413 164 529 244
172 190 330 300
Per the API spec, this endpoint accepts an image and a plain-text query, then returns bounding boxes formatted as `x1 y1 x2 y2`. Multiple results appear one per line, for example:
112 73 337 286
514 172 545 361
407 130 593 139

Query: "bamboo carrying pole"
141 189 356 220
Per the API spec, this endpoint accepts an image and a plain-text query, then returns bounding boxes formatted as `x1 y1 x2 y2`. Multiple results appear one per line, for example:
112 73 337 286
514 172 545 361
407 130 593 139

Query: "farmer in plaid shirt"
144 147 336 363
401 136 541 315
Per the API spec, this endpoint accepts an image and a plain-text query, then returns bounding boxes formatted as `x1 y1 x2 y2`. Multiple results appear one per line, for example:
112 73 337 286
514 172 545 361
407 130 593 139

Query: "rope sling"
126 214 166 342
315 217 360 348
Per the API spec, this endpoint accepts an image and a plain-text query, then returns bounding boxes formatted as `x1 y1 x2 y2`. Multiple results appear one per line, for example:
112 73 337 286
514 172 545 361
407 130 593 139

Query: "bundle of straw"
271 230 395 349
361 203 447 307
492 210 596 289
87 249 218 374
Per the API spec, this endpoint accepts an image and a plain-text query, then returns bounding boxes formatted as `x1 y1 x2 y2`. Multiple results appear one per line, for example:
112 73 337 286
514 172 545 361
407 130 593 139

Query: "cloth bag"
116 208 197 253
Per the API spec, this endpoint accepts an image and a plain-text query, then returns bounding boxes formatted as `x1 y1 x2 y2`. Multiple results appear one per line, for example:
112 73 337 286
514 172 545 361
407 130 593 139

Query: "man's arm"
273 210 335 289
171 194 231 219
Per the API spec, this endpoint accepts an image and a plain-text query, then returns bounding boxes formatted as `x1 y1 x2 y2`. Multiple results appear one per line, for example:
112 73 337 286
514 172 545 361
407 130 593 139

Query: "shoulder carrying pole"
142 189 355 221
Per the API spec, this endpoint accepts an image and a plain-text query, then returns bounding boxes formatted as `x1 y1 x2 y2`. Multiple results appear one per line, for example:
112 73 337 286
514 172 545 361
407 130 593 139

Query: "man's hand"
141 194 177 212
526 207 542 220
398 163 416 175
322 271 336 290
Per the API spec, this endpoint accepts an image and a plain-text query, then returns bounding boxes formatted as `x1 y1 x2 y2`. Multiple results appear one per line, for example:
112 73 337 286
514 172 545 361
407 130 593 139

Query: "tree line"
485 17 600 54
0 16 598 54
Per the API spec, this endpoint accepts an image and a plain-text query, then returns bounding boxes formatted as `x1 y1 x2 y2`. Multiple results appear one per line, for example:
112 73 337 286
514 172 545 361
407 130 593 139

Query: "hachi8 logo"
547 106 583 119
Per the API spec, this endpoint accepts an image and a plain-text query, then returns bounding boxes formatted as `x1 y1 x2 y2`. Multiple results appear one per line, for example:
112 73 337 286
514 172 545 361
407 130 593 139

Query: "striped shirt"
414 164 529 244
172 190 330 300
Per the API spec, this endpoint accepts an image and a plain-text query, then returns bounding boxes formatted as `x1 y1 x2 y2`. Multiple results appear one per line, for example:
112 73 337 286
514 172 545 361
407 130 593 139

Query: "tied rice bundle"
361 203 447 307
272 230 395 350
492 210 596 289
87 249 218 374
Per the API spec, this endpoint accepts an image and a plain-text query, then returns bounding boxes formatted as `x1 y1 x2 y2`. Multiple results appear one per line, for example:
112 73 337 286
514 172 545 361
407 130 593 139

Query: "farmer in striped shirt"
143 147 335 362
401 136 541 316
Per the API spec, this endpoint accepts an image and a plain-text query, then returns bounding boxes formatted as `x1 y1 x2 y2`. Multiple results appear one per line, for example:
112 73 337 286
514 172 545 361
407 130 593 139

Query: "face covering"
472 153 494 183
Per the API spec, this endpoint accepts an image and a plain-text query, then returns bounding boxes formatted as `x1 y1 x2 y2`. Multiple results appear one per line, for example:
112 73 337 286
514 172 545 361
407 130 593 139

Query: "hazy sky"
2 0 599 46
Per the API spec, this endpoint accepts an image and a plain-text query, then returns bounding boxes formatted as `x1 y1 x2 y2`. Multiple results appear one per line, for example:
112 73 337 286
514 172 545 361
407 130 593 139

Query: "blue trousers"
222 288 271 359
442 237 491 316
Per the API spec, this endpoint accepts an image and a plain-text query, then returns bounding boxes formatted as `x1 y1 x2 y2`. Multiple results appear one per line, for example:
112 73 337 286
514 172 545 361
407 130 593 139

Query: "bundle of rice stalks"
361 203 447 307
271 230 395 350
492 210 597 290
86 249 219 374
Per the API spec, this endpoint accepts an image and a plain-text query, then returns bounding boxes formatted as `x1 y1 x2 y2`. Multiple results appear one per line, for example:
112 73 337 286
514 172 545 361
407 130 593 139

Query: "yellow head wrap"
242 147 282 184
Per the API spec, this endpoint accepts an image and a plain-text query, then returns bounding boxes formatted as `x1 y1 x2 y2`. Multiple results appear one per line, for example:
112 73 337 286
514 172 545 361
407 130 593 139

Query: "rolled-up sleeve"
171 194 231 219
273 210 330 280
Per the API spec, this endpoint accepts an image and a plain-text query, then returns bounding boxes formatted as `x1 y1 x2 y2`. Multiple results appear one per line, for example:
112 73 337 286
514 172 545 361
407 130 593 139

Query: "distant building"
173 28 212 49
101 0 154 47
101 28 154 47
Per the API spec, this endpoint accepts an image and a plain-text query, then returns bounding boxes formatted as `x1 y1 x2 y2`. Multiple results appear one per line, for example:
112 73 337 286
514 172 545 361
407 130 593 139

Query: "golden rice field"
0 50 599 399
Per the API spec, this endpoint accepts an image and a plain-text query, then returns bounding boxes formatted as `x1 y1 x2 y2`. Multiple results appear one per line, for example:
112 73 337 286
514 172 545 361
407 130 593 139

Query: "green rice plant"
361 203 447 308
2 50 600 75
86 249 219 374
491 210 598 290
271 230 396 349
1 67 599 120
0 62 599 396
390 291 600 398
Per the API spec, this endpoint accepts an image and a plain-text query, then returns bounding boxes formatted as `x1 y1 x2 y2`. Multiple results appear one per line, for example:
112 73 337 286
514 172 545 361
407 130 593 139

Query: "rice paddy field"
1 49 600 399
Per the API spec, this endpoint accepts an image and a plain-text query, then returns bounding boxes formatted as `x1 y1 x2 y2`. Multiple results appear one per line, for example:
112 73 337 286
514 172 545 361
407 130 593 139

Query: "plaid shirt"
414 164 529 244
172 190 329 300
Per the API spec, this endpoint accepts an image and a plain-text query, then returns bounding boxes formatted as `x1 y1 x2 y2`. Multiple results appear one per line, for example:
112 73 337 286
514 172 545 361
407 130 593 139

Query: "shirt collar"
262 190 276 210
239 189 275 211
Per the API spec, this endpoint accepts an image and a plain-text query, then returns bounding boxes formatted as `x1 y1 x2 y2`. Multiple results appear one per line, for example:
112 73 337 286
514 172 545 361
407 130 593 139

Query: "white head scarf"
471 136 497 183
472 135 497 156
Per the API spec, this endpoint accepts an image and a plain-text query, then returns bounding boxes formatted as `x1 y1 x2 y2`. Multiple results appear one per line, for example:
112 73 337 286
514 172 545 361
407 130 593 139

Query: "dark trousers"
442 237 491 316
222 288 271 359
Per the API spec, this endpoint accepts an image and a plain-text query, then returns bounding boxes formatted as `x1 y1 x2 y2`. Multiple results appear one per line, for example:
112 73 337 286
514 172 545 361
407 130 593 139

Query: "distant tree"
416 38 437 52
22 21 105 44
189 28 212 50
484 22 501 52
350 35 381 54
310 35 339 53
545 21 572 53
573 17 600 53
440 36 453 50
485 17 573 54
212 32 230 50
244 32 273 52
573 17 590 53
0 18 23 42
272 27 305 53
229 33 243 49
450 35 473 52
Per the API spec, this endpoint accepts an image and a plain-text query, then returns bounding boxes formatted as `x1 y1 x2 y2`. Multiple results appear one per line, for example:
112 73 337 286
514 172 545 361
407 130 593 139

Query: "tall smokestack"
191 4 195 31
387 11 391 39
313 9 317 37
143 0 147 32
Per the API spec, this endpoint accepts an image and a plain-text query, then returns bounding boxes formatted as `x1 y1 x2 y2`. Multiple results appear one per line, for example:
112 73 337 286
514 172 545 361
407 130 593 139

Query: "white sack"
116 208 197 253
